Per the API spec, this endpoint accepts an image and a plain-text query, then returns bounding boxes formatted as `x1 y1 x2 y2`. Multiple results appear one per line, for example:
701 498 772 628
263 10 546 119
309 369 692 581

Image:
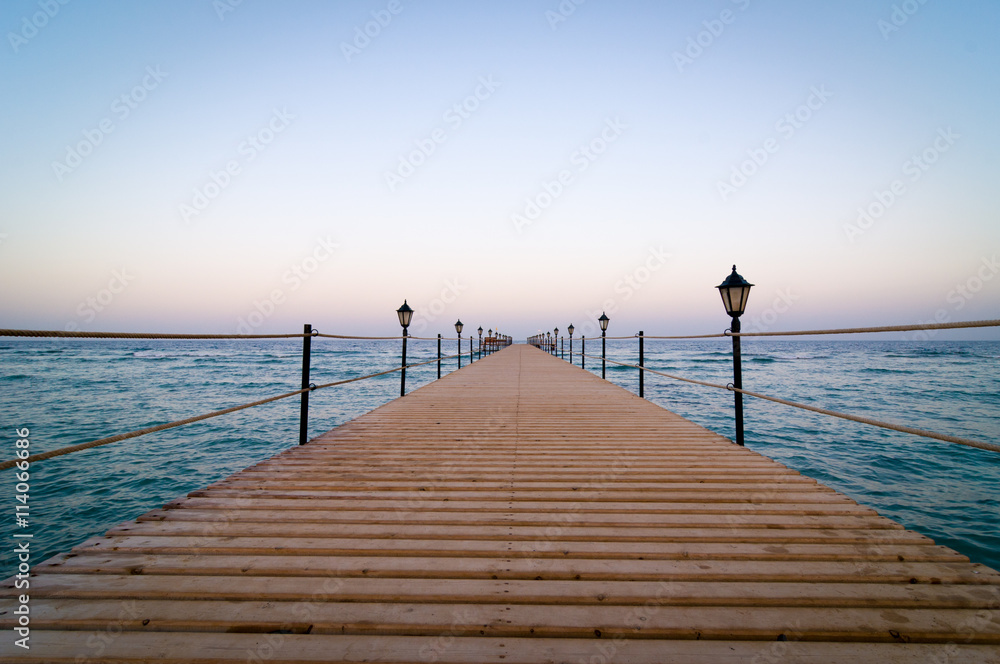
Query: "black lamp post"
488 329 493 354
568 324 574 365
554 327 559 355
477 326 483 359
716 265 754 446
397 300 413 397
455 319 463 368
599 312 609 379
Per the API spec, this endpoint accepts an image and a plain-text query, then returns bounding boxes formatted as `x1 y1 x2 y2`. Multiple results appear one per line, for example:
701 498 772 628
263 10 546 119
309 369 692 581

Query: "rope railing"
0 328 474 341
315 332 403 340
314 333 469 341
0 352 464 472
0 329 313 339
574 351 1000 455
626 319 1000 340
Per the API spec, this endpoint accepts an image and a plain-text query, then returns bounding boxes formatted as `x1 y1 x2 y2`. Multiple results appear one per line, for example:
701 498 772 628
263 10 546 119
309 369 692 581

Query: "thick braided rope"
315 333 400 340
0 352 466 471
0 387 308 471
0 329 310 339
0 329 491 342
639 319 1000 339
577 352 1000 454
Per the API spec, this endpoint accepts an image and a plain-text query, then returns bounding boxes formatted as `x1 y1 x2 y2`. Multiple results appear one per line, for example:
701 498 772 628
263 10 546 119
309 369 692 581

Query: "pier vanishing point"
2 344 999 662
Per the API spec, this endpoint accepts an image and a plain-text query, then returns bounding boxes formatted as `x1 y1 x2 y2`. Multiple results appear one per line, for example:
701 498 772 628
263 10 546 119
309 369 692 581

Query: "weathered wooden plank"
164 496 881 514
138 507 902 530
3 600 999 644
104 521 929 545
33 553 1000 584
186 488 854 502
7 575 999 610
65 534 966 561
3 632 999 664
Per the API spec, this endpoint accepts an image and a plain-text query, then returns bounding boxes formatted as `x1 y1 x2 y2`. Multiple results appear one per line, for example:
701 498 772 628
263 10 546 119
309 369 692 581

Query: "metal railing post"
582 336 585 370
638 330 644 399
299 323 311 445
469 335 473 364
732 317 745 446
457 335 461 369
400 330 408 397
437 334 441 379
601 330 606 379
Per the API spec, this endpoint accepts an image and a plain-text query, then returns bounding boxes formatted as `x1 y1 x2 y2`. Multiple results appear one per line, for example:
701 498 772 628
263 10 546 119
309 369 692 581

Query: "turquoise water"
1 338 998 572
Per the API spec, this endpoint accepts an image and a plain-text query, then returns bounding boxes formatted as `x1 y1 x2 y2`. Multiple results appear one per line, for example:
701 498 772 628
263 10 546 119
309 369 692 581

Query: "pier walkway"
3 345 999 662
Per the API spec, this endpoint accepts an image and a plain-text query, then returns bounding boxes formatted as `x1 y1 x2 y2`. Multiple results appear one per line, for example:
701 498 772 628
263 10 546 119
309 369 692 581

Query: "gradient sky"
2 0 998 339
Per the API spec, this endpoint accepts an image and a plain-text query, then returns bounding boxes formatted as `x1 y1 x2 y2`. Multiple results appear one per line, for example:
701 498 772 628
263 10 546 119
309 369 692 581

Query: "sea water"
1 337 997 571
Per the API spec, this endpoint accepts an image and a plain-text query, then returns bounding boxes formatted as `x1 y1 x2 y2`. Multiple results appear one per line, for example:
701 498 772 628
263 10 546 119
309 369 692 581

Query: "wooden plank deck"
2 344 999 662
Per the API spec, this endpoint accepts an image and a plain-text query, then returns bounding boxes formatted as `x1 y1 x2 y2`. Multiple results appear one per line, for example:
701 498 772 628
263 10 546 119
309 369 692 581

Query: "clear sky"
2 0 998 340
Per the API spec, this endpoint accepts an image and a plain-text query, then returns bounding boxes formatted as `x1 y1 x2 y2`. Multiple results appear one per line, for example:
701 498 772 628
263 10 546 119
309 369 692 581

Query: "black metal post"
561 337 564 360
299 323 311 445
478 333 482 360
569 335 573 365
582 336 585 370
732 317 744 446
601 330 606 379
400 330 408 397
457 335 461 369
437 334 441 379
469 336 473 364
638 330 644 399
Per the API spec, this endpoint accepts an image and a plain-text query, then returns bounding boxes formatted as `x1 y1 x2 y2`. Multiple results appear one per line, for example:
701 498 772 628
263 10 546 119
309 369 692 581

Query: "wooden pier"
3 344 999 662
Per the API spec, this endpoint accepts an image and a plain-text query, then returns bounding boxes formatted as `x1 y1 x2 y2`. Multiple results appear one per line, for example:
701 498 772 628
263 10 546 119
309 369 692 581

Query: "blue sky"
1 0 998 339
